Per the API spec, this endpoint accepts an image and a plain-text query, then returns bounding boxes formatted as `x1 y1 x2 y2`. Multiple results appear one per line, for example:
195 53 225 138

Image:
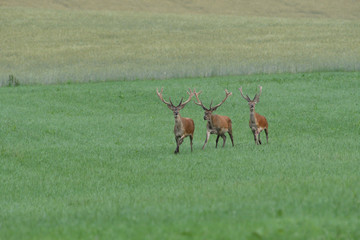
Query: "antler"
175 89 194 109
211 89 232 111
156 87 173 108
193 89 209 110
238 87 251 102
254 86 262 103
169 97 179 107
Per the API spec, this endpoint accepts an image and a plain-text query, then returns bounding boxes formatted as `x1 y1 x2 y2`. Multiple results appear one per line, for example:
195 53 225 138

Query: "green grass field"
1 72 359 239
1 0 360 239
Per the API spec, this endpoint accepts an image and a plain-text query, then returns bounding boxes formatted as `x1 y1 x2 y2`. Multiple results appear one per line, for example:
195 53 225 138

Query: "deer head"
194 89 232 120
156 88 194 118
239 86 262 112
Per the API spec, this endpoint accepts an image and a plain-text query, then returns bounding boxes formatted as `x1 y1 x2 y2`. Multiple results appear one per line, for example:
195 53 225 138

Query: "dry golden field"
1 0 360 84
1 0 360 19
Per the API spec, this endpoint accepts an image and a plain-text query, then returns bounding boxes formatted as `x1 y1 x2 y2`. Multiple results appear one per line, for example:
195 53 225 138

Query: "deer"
193 89 234 149
239 86 268 145
156 87 195 154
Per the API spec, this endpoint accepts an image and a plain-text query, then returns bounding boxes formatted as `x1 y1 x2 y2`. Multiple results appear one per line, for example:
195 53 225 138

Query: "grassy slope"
1 72 360 239
1 1 360 85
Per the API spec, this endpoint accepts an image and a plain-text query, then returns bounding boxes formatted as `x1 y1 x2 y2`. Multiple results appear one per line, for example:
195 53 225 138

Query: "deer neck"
174 114 183 128
174 114 184 136
208 114 216 127
250 110 257 124
174 114 182 124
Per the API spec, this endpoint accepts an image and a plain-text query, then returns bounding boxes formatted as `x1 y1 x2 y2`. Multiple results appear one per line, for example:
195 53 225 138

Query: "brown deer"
156 88 195 154
193 89 234 149
239 86 268 145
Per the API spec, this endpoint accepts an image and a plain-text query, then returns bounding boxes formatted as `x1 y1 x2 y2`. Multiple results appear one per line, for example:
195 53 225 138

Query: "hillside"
1 0 360 19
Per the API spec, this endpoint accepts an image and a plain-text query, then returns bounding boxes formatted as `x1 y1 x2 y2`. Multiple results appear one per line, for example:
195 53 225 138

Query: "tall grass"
1 7 359 85
2 0 360 19
0 72 359 239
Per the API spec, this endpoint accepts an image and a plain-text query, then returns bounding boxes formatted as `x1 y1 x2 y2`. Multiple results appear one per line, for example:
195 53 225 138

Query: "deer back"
211 114 232 131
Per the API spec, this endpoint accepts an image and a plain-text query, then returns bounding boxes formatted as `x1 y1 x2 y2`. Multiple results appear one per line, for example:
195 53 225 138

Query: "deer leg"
215 135 220 148
265 128 269 143
258 132 262 145
176 135 188 153
221 134 226 148
228 131 234 147
252 129 257 144
174 136 180 154
255 129 261 145
202 131 210 149
179 136 185 145
190 135 193 152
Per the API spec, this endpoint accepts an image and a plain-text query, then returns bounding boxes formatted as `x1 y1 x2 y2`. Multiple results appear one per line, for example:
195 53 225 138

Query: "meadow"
1 0 360 239
1 72 360 239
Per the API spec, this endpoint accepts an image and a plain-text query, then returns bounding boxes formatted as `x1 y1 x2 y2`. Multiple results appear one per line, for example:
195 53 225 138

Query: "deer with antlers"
193 89 234 149
239 86 268 145
156 88 195 154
